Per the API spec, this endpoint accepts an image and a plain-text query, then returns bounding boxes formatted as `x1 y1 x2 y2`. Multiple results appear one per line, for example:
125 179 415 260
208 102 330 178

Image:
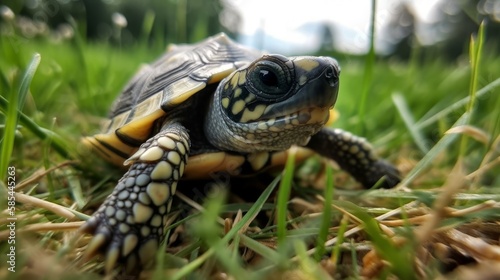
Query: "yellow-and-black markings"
83 129 189 273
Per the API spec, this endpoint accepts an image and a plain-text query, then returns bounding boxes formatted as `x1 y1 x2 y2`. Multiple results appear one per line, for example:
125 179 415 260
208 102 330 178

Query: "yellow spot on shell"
146 182 170 206
133 203 153 223
133 94 163 119
207 63 237 83
164 79 206 107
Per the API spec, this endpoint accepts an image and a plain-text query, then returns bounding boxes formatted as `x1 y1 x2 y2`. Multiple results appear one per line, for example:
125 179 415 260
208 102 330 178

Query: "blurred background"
1 0 499 60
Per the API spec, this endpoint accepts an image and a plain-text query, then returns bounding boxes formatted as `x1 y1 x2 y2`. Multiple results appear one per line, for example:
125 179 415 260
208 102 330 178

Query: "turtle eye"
249 60 292 98
259 69 278 87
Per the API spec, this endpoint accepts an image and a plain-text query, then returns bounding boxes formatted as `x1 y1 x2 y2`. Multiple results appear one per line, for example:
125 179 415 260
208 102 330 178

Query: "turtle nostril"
324 65 337 87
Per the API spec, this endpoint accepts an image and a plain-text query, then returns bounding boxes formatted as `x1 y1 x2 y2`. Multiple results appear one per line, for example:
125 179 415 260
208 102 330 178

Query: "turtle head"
205 54 340 152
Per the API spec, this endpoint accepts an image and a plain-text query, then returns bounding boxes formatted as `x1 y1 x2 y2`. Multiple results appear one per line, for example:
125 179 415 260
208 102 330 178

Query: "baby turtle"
81 33 400 274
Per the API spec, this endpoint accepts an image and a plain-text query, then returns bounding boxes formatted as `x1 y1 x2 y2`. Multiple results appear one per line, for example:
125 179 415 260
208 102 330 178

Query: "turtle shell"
84 33 261 166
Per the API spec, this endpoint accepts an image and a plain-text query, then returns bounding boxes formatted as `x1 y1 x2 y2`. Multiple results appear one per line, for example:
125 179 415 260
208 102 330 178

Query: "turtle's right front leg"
80 123 189 275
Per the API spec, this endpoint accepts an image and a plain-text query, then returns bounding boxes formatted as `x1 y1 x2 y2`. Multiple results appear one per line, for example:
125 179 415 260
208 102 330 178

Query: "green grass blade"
65 168 85 208
314 165 334 261
0 95 71 158
401 113 469 187
416 78 500 129
194 191 247 278
489 93 500 148
331 214 349 265
357 0 377 135
0 53 40 181
152 228 171 280
17 54 40 110
176 0 187 42
276 148 295 251
239 234 282 262
0 67 11 94
140 10 156 44
68 17 91 100
467 21 484 113
335 200 417 280
460 21 485 156
393 93 430 153
171 175 281 279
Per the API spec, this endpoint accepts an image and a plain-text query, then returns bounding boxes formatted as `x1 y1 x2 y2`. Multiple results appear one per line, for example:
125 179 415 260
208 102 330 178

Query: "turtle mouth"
230 106 330 148
251 106 331 132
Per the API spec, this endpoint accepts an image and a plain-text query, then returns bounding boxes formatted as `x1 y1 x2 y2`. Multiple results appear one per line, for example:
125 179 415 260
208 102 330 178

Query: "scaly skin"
307 128 400 188
80 123 189 275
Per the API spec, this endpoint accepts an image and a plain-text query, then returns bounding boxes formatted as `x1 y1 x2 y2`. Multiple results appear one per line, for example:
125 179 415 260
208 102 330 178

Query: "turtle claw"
80 212 143 274
105 247 120 274
83 232 107 261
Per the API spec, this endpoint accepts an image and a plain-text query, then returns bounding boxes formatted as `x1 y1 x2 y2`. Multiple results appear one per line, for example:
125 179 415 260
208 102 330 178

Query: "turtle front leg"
307 128 400 188
80 123 189 275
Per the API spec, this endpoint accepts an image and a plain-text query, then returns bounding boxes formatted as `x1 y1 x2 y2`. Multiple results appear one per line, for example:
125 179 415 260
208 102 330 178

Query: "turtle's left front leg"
306 128 400 188
80 122 189 275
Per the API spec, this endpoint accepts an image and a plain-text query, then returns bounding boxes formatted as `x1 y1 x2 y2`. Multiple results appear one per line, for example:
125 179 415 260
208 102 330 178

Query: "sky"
223 0 443 54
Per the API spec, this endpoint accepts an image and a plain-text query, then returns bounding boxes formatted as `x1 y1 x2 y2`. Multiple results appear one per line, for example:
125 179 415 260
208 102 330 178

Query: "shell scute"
85 33 261 166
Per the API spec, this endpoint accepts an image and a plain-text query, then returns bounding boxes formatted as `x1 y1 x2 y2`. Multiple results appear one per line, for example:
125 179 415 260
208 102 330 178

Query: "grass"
1 8 500 280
